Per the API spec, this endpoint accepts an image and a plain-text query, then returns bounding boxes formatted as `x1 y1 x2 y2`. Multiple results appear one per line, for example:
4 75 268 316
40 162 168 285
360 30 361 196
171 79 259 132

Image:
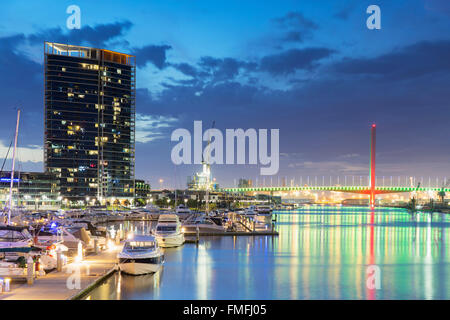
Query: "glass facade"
44 42 136 201
0 172 60 209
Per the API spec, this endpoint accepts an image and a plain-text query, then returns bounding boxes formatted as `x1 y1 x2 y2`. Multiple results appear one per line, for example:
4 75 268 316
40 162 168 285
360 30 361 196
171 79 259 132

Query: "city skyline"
1 1 450 188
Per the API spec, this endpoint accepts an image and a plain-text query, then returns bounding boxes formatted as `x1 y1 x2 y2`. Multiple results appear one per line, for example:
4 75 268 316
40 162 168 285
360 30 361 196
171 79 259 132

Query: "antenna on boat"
8 109 20 225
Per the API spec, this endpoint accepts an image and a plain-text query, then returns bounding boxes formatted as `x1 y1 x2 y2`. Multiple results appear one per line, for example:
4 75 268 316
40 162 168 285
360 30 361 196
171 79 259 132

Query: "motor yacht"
255 205 273 223
182 215 226 233
118 235 164 275
175 204 191 216
154 214 185 248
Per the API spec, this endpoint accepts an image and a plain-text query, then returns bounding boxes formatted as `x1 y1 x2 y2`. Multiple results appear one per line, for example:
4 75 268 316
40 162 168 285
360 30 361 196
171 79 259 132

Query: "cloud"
272 11 318 44
171 57 256 83
272 11 318 30
334 40 450 80
132 44 172 69
260 48 335 75
135 113 178 143
0 140 43 164
28 21 133 48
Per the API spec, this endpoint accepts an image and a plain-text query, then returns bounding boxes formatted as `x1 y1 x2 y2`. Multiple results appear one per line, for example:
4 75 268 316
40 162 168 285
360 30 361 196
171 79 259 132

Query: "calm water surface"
85 206 450 300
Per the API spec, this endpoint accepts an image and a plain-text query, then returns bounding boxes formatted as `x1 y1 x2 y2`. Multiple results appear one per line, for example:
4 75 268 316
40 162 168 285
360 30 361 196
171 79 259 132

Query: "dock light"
75 241 83 262
181 227 186 233
127 232 134 240
4 278 10 292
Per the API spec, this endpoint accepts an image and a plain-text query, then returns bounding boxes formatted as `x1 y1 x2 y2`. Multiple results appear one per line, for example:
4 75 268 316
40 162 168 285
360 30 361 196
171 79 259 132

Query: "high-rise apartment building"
44 42 136 202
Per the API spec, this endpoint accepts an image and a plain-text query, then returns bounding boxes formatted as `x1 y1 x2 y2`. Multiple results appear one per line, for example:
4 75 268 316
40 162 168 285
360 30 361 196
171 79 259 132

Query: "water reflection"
85 206 450 300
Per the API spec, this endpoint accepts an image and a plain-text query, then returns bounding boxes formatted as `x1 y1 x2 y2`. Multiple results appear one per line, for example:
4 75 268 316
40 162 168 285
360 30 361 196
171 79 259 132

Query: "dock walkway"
0 247 121 300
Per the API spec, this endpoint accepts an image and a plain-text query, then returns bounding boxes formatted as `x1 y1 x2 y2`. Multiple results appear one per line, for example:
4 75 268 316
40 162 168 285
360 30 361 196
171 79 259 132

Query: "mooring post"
94 238 98 254
27 256 34 285
196 225 199 244
56 248 62 272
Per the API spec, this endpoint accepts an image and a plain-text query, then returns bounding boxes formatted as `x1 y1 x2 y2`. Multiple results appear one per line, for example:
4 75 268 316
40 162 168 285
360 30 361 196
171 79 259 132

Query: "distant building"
0 172 60 209
135 179 150 199
44 42 136 203
238 179 253 188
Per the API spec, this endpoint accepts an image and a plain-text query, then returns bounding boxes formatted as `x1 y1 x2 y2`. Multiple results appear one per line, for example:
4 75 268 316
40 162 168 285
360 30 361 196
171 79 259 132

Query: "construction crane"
203 120 215 215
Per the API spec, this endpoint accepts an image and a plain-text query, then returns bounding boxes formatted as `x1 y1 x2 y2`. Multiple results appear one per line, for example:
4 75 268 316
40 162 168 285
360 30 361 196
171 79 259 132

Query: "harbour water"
85 206 450 300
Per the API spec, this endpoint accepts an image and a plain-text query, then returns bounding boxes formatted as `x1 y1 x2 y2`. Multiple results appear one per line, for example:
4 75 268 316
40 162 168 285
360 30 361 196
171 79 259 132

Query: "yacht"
154 214 185 248
33 223 81 250
175 204 191 216
255 205 273 223
241 206 258 216
118 235 164 275
182 215 226 233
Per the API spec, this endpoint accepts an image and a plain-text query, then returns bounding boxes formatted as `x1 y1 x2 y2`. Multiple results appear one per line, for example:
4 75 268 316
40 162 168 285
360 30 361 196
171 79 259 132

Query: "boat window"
126 241 156 250
156 226 176 232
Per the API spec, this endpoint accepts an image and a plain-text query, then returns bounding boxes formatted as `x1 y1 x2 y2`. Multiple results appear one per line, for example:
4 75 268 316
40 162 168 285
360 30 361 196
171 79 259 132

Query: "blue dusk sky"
1 0 450 188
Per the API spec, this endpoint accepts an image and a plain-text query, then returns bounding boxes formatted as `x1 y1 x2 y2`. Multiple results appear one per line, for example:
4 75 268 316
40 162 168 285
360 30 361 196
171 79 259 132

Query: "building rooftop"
44 41 135 66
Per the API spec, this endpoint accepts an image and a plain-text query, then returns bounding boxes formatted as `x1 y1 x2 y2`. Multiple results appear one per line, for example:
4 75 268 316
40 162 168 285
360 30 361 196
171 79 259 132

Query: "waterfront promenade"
0 247 121 300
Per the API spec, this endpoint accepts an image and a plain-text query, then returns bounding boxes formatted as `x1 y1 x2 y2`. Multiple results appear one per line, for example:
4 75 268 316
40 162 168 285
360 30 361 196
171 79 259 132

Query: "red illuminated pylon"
369 124 376 208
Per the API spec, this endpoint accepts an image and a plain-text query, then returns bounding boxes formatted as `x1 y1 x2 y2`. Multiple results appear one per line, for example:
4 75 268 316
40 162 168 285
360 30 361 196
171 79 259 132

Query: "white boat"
145 203 160 213
255 205 273 223
241 206 258 216
154 214 185 248
182 216 226 233
33 224 81 250
118 235 164 275
175 204 191 215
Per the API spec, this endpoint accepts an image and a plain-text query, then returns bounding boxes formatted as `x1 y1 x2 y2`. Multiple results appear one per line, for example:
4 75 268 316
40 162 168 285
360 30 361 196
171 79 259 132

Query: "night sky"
1 0 450 188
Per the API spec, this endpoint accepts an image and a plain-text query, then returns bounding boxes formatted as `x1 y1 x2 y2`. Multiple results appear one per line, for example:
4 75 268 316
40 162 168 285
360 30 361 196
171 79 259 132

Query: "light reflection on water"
84 206 450 300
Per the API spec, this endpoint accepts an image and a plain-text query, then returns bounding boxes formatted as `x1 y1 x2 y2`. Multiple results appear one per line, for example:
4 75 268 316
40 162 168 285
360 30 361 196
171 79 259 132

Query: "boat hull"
156 233 185 248
118 256 164 275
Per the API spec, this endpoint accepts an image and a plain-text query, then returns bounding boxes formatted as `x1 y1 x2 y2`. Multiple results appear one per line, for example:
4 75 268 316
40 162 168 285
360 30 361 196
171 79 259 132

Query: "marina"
1 205 448 300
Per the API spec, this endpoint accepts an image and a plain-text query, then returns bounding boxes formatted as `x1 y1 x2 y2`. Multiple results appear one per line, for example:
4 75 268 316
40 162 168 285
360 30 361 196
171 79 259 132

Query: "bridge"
219 124 448 207
219 185 449 194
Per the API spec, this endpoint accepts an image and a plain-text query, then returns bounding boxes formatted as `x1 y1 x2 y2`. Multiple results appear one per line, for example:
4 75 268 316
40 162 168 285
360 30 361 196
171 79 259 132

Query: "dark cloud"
132 44 172 69
28 21 133 48
272 11 318 44
172 57 256 82
272 11 318 30
334 40 450 80
260 48 335 75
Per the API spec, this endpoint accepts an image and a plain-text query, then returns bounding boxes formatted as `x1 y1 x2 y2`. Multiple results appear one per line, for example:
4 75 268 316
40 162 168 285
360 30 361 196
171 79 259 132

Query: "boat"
175 204 191 216
0 225 62 272
32 223 81 250
154 214 185 248
255 205 273 223
241 206 258 216
118 235 164 275
182 215 226 233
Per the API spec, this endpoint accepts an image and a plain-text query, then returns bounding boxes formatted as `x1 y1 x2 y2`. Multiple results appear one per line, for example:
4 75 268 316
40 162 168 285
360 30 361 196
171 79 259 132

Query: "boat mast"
8 109 20 225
